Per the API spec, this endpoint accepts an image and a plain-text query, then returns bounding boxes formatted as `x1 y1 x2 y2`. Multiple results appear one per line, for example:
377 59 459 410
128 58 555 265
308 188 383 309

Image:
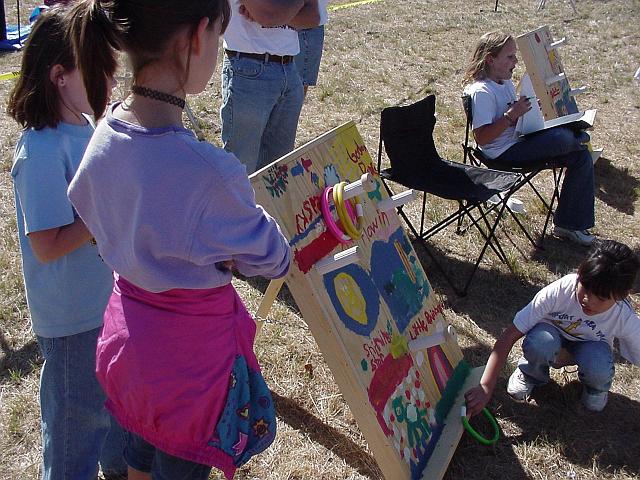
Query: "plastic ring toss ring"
321 186 356 244
461 407 500 446
333 181 364 241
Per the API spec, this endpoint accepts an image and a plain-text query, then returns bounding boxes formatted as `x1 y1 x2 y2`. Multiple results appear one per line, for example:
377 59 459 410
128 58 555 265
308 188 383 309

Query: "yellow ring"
334 182 363 240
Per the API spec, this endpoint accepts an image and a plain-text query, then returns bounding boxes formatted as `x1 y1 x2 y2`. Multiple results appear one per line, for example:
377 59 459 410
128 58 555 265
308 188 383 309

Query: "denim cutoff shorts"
124 431 212 480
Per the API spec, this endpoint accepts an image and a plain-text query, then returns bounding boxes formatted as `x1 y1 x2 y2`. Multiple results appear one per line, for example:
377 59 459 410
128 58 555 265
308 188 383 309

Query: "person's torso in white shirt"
224 0 300 56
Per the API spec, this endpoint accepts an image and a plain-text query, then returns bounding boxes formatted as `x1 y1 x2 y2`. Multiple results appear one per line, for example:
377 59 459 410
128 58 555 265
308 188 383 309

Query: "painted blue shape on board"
323 164 340 186
291 161 304 177
370 228 430 333
323 263 379 337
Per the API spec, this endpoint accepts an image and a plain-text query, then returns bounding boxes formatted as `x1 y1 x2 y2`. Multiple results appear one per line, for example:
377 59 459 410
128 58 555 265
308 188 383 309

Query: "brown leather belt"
225 49 295 64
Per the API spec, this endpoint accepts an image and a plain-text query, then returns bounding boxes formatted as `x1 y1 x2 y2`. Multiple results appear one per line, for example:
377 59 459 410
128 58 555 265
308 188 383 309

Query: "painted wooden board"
250 122 473 480
517 26 579 120
517 26 603 162
422 366 484 480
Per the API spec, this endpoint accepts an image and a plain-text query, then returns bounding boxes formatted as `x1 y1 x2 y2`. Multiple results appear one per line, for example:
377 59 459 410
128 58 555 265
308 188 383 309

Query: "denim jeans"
518 323 614 394
494 127 595 231
124 431 212 480
295 25 325 86
37 327 127 480
221 54 304 174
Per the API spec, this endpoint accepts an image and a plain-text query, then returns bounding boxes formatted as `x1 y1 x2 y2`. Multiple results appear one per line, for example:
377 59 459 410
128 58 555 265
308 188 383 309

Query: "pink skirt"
96 273 276 479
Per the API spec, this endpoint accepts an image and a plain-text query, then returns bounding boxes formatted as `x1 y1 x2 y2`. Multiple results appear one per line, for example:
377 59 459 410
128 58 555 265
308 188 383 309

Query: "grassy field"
1 0 639 479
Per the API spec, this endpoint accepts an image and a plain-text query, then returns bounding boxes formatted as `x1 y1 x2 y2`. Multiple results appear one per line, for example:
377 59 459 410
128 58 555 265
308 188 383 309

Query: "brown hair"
463 31 513 85
7 6 76 130
68 0 231 118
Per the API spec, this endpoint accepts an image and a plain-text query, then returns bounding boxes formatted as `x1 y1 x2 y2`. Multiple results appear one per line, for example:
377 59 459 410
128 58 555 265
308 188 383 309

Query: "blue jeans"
124 431 212 480
295 25 325 86
518 323 614 394
221 54 304 174
37 327 127 480
494 127 595 231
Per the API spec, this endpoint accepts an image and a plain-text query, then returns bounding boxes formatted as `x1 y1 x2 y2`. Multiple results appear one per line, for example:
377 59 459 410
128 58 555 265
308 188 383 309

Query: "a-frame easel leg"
254 277 286 337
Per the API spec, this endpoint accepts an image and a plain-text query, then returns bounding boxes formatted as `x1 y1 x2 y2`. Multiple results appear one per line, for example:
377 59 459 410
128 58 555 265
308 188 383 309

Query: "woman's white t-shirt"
465 79 520 159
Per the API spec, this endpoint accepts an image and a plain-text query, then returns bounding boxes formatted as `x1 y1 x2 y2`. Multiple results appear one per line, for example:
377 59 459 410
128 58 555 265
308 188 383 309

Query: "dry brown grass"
1 0 639 479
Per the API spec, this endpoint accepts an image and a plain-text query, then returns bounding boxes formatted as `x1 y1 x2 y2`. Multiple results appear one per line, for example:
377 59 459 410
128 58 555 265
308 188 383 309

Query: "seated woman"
463 31 595 246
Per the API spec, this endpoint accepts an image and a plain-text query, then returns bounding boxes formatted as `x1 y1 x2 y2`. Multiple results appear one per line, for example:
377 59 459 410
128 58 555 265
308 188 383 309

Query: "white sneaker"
581 389 608 412
507 368 536 401
553 226 595 246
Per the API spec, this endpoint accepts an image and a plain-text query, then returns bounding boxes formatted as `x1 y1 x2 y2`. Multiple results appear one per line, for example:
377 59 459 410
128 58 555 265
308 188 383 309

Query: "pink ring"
321 186 351 244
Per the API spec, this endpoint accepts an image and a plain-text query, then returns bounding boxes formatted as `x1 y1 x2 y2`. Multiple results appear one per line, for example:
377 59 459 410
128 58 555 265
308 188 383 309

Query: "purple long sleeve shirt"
68 104 290 293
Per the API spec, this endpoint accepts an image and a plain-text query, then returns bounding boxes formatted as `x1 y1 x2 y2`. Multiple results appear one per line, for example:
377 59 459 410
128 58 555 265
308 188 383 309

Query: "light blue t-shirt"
11 121 113 338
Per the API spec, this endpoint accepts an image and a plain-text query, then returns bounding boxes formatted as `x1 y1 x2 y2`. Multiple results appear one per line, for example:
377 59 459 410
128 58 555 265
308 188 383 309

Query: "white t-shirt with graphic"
513 273 640 365
224 0 300 56
464 79 520 159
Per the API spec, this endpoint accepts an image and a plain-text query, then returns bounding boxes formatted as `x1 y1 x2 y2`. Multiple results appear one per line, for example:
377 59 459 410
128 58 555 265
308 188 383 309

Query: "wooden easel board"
517 26 579 119
250 122 471 480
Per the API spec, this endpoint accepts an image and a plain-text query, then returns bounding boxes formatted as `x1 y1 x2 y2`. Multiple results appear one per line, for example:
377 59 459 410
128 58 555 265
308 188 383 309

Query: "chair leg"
396 204 467 296
378 178 468 296
379 177 521 296
507 207 541 249
459 201 511 295
419 192 427 238
463 205 508 264
539 167 564 244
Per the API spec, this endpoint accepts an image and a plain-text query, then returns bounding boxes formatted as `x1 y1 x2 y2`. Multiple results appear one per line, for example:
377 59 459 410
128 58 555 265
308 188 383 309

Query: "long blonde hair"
463 32 513 85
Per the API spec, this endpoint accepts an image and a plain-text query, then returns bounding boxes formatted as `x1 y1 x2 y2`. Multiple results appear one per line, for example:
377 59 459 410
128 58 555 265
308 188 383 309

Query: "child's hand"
507 96 532 120
464 384 492 417
217 260 236 272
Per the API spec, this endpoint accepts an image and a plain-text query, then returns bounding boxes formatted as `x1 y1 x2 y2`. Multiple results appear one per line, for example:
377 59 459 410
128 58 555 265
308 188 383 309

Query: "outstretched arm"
474 96 531 146
465 324 524 417
239 0 305 27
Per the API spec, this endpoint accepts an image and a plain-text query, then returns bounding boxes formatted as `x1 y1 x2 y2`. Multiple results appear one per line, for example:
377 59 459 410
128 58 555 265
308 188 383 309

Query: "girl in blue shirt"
7 6 125 479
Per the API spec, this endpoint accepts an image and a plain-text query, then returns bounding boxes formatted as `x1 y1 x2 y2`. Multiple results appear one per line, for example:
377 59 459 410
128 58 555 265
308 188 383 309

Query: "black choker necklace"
131 85 186 109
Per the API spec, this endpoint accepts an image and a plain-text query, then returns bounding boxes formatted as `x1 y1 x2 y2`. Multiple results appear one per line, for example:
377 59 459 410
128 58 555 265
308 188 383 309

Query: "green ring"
461 408 500 445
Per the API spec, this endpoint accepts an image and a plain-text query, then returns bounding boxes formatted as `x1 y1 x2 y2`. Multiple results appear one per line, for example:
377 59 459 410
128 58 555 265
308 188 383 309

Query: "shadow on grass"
271 390 383 479
240 273 301 316
0 332 40 381
409 240 542 336
499 379 640 476
442 343 532 478
594 156 639 215
446 359 640 479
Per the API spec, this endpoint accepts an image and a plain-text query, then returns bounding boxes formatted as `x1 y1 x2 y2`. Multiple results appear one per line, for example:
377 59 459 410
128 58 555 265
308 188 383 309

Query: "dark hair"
68 0 231 119
578 240 640 300
7 6 76 129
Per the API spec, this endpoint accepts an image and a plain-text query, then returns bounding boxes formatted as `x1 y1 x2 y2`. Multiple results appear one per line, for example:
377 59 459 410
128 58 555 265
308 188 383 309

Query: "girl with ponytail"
67 1 291 479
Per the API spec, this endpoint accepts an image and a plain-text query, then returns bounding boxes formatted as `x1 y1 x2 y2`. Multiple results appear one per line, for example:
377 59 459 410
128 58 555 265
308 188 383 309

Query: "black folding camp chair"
377 94 530 296
461 93 563 247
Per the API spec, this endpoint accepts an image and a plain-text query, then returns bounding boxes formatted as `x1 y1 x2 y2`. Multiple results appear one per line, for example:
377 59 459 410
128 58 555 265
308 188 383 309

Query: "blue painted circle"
323 263 379 337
